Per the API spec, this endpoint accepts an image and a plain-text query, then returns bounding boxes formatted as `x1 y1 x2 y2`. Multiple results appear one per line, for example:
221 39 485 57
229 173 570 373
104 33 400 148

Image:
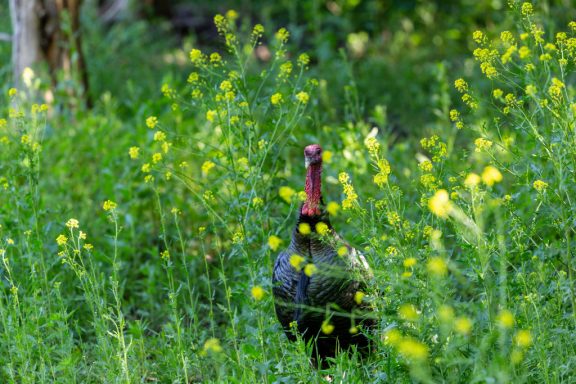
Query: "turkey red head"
302 144 323 217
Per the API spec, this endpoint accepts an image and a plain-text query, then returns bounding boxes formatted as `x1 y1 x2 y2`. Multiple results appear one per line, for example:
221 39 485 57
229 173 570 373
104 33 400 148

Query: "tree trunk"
9 0 42 86
9 0 91 107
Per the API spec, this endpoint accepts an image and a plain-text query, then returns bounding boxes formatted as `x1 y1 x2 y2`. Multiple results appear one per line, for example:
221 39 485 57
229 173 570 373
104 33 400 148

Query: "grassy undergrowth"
1 2 575 383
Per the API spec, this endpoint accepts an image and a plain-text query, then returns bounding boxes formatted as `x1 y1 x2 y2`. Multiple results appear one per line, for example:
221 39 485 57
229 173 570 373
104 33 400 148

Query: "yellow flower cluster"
339 172 358 210
428 189 452 218
533 179 548 192
278 186 295 203
268 235 282 251
474 138 493 152
304 263 317 277
420 135 448 162
295 91 309 104
548 77 565 102
427 256 448 276
289 254 305 270
270 93 283 105
275 28 290 44
103 200 117 211
481 166 503 186
251 285 265 301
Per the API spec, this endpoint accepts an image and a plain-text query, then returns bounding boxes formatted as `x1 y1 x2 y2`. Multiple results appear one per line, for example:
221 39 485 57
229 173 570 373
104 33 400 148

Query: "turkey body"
272 144 373 365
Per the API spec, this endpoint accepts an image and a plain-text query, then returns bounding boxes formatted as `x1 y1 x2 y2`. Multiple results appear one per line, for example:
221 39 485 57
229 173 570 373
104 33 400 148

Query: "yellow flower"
321 320 334 335
304 263 317 277
324 201 339 216
202 338 223 354
279 186 295 203
354 291 365 305
141 163 151 173
146 116 158 129
289 254 305 270
337 246 348 257
514 329 532 348
83 243 93 251
384 328 402 346
252 197 264 207
206 110 217 122
189 49 203 64
270 93 283 105
21 135 30 145
153 131 166 142
232 230 244 244
428 189 452 218
474 138 493 152
66 219 79 229
201 161 216 176
298 223 311 235
521 2 533 16
518 46 531 59
454 78 468 93
103 200 117 211
268 235 282 251
8 88 17 97
129 147 140 159
279 62 293 79
252 24 264 38
497 309 515 328
275 27 290 43
472 30 484 44
403 257 417 268
419 160 433 172
493 88 503 98
464 173 481 188
297 53 310 66
315 222 329 236
219 80 233 91
210 52 222 65
56 234 68 246
533 179 548 192
321 150 333 164
79 231 87 240
455 317 473 335
398 338 428 361
152 153 162 164
500 31 514 43
296 91 309 104
251 285 265 301
427 257 448 276
482 166 503 186
398 304 419 322
187 72 199 83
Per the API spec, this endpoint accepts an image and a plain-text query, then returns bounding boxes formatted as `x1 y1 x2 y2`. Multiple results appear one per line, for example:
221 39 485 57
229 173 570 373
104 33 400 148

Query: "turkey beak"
305 157 311 169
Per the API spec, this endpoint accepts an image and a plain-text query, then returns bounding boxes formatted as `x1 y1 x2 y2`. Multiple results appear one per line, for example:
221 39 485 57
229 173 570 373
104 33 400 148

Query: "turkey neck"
302 162 322 217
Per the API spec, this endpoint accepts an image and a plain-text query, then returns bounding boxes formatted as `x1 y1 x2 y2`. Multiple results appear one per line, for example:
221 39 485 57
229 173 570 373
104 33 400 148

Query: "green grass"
1 2 576 383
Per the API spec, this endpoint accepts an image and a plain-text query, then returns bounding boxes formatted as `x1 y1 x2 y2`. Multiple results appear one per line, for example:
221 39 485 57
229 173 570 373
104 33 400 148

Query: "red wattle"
302 162 322 216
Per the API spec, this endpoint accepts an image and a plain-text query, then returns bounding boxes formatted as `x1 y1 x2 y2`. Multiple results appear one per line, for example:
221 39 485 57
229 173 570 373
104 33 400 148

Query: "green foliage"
1 1 576 383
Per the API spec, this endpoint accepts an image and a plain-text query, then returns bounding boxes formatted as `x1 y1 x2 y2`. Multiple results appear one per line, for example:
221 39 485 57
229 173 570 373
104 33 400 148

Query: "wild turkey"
272 144 373 366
